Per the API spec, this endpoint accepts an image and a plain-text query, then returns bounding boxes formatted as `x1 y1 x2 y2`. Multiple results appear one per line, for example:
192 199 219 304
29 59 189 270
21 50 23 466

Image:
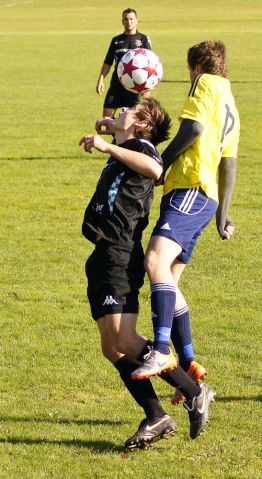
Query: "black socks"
114 355 166 421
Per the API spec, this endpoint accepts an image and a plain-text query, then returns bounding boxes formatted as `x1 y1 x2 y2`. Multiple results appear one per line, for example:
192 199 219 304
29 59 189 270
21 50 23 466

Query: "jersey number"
220 104 235 152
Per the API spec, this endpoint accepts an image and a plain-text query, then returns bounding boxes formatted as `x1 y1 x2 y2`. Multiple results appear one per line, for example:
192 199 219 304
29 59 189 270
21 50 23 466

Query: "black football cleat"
183 382 216 439
125 414 177 451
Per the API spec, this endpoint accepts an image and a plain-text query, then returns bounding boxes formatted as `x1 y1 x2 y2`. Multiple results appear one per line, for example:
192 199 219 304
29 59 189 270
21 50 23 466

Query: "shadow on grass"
0 416 123 426
159 393 262 402
215 395 262 403
0 436 125 453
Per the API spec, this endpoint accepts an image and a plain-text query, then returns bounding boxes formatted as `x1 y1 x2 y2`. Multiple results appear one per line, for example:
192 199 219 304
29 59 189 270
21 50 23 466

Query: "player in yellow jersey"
131 41 240 435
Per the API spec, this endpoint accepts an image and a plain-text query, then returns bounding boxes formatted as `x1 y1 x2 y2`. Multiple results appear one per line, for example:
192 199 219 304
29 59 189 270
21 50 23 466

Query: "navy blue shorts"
152 188 218 264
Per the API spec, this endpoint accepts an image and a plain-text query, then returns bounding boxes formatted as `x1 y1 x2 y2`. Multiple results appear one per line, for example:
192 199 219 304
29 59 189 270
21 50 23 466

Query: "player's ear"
134 120 147 129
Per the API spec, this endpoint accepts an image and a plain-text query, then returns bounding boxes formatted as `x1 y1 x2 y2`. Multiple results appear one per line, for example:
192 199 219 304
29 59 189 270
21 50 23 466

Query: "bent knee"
144 249 159 275
101 335 128 359
100 341 116 362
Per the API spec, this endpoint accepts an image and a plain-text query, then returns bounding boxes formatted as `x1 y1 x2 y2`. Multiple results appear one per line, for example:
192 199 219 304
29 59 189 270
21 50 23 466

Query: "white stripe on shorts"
179 189 199 213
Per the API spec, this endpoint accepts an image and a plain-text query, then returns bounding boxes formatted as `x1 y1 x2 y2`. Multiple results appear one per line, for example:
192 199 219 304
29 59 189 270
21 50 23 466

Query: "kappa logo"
92 203 104 213
103 295 119 306
160 222 171 230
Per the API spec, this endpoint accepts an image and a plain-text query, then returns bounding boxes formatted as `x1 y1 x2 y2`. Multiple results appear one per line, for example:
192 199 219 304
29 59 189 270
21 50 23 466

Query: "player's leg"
89 242 176 448
171 260 194 371
131 234 180 379
101 314 214 443
102 107 116 118
91 264 214 443
146 234 181 354
170 197 218 372
103 82 138 119
103 85 118 119
172 261 206 377
97 314 177 449
136 338 216 440
97 313 165 418
170 260 207 404
98 312 147 360
131 188 218 380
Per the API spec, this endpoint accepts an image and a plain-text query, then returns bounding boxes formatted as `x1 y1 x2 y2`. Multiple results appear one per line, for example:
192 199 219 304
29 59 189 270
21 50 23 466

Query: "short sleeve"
179 75 213 127
104 37 116 66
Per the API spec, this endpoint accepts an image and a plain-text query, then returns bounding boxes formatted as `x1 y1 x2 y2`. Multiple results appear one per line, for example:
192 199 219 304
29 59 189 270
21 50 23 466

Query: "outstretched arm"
216 157 237 240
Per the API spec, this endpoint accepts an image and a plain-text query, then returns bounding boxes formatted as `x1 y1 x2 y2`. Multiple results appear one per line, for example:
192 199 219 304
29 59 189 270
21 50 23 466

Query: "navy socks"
151 283 177 354
171 306 194 371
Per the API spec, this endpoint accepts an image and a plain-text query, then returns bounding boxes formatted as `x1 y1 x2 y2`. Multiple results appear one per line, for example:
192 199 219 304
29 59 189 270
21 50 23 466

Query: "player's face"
122 13 138 33
112 107 137 131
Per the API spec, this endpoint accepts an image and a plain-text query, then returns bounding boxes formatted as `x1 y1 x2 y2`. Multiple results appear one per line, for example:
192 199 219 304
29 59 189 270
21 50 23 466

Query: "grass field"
1 1 262 478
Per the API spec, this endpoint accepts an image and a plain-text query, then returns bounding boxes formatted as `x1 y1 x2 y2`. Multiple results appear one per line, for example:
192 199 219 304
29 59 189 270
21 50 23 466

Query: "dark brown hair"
187 40 228 77
122 8 137 17
134 98 171 146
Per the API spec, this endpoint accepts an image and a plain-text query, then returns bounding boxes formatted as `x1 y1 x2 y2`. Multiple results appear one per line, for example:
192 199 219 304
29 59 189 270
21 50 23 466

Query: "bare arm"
216 157 237 240
79 135 163 179
96 63 111 95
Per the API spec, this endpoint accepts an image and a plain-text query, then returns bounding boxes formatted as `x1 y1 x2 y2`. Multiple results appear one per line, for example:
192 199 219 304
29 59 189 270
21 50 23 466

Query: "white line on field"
0 29 261 35
0 0 35 7
0 30 116 35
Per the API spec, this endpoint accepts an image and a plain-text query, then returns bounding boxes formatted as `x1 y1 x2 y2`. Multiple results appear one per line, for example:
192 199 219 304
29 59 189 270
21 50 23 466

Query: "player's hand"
95 117 114 135
218 219 235 240
154 172 164 187
79 134 109 154
96 79 104 95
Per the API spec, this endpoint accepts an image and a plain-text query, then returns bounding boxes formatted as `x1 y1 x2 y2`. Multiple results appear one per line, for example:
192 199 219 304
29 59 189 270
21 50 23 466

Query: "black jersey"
104 32 151 88
82 138 162 248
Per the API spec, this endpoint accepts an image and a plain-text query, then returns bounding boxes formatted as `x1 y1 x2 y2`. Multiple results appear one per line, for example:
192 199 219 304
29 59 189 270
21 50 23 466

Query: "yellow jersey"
164 73 240 201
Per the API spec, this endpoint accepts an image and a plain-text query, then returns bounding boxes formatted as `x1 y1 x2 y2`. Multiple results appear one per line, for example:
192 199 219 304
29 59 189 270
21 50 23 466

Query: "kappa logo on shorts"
103 295 119 306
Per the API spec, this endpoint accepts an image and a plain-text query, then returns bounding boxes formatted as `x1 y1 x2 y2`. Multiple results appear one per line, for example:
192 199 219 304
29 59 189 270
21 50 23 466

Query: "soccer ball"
117 48 163 94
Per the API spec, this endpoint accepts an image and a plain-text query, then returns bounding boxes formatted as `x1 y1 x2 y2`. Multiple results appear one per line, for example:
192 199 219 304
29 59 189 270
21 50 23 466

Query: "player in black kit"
80 99 215 450
96 8 152 118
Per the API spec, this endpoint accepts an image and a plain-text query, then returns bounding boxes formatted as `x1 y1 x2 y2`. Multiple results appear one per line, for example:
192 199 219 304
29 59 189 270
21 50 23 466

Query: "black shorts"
104 81 139 109
85 239 145 320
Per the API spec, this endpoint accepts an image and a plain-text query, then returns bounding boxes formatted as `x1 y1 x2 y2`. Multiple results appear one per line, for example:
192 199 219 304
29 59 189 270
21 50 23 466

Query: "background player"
96 8 151 118
131 41 240 400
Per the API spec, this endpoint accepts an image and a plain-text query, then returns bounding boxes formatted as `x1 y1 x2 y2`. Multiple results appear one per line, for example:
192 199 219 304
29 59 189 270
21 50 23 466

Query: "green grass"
0 1 262 478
